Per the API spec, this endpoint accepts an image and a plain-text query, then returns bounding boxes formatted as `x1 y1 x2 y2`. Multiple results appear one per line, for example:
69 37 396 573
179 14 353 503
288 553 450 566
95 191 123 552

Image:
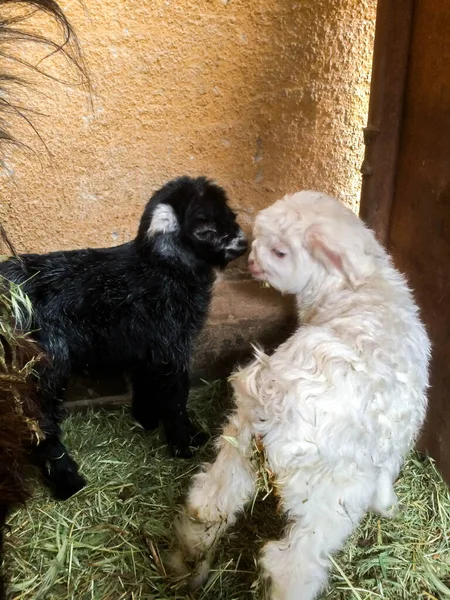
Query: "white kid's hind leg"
170 413 255 589
370 469 400 518
260 476 372 600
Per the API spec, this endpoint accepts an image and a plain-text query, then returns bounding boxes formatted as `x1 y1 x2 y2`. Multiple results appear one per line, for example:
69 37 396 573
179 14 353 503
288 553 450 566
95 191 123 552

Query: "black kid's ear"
147 204 179 237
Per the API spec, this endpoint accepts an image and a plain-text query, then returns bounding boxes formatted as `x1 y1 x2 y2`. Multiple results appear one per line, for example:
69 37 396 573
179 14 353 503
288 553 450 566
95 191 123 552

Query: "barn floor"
5 382 450 600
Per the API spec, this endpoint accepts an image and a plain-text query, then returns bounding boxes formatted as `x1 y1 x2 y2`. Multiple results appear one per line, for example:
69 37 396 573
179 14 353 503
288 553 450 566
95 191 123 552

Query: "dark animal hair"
0 175 248 501
0 1 86 596
0 280 44 598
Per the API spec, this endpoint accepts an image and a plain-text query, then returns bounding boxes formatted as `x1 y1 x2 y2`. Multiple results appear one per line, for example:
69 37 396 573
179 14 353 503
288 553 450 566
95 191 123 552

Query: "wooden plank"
359 0 414 246
387 0 450 482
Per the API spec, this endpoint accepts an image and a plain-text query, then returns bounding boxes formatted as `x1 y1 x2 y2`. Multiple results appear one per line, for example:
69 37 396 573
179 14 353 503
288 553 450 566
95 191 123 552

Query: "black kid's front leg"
132 363 206 458
161 369 208 458
131 363 162 431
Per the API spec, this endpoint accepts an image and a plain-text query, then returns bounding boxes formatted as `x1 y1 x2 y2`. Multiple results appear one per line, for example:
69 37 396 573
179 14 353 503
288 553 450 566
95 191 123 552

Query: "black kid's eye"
195 228 216 240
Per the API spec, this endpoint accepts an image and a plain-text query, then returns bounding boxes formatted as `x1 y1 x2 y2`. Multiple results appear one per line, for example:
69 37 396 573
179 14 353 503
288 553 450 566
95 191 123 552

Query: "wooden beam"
65 394 130 412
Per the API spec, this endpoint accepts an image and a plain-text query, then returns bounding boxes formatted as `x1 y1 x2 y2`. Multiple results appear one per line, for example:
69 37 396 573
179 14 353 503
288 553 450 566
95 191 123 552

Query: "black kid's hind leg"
34 376 86 500
33 433 86 500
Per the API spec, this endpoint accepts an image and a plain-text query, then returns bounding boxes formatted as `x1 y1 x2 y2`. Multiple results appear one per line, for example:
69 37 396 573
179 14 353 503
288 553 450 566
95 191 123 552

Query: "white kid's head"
248 190 383 296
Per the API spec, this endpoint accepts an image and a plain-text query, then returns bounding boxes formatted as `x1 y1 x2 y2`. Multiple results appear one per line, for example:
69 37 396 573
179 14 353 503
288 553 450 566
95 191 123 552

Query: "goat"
171 190 430 600
0 176 248 501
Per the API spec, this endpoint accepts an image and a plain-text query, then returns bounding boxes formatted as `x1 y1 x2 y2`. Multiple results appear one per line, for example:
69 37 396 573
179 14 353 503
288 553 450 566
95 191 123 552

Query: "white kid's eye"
272 248 287 258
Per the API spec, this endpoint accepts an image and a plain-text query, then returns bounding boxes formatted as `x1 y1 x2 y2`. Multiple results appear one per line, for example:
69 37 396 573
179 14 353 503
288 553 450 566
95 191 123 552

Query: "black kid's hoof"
49 471 86 501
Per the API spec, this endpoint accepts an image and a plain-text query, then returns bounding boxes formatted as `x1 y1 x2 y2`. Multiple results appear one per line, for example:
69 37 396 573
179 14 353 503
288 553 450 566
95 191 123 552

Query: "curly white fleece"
171 190 431 600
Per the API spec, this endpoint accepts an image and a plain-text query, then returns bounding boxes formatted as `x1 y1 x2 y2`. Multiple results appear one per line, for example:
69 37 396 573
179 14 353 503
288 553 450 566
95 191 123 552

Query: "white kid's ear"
147 204 179 237
304 223 365 289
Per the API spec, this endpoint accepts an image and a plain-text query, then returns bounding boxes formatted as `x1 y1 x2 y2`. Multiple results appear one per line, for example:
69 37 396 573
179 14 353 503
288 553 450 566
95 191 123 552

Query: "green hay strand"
5 382 450 599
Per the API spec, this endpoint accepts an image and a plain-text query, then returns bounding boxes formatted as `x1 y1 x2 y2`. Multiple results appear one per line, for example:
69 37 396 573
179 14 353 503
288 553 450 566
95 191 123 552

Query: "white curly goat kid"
171 191 431 600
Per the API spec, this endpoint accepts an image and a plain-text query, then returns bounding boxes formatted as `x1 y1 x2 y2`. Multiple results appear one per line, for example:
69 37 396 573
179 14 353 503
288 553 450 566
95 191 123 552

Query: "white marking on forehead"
147 204 179 237
253 206 293 239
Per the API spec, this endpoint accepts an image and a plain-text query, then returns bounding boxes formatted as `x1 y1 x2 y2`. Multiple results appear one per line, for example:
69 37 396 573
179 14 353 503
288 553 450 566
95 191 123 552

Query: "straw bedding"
5 382 450 600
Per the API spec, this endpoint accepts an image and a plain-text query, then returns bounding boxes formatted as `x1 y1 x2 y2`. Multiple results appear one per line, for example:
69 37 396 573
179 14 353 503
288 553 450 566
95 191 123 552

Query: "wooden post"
359 0 415 247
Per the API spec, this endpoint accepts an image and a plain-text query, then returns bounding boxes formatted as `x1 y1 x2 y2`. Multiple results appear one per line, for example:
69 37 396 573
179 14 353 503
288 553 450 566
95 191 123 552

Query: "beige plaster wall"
0 0 376 256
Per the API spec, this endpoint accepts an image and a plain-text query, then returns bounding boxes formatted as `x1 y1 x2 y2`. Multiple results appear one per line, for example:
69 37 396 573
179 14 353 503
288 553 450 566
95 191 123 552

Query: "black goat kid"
0 176 247 501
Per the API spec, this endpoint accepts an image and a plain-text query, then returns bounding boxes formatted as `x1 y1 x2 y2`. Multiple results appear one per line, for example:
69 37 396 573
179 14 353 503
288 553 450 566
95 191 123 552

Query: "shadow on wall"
0 0 376 254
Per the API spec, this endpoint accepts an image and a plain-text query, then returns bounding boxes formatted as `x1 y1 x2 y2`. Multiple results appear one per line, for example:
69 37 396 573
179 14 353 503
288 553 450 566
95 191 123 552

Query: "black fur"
0 176 247 500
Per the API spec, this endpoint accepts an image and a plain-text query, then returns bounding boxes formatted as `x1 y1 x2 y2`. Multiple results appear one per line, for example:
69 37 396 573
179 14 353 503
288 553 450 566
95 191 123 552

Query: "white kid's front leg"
170 412 255 589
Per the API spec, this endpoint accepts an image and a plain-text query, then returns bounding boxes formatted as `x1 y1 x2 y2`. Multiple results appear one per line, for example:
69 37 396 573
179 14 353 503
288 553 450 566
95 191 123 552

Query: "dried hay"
5 381 450 600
